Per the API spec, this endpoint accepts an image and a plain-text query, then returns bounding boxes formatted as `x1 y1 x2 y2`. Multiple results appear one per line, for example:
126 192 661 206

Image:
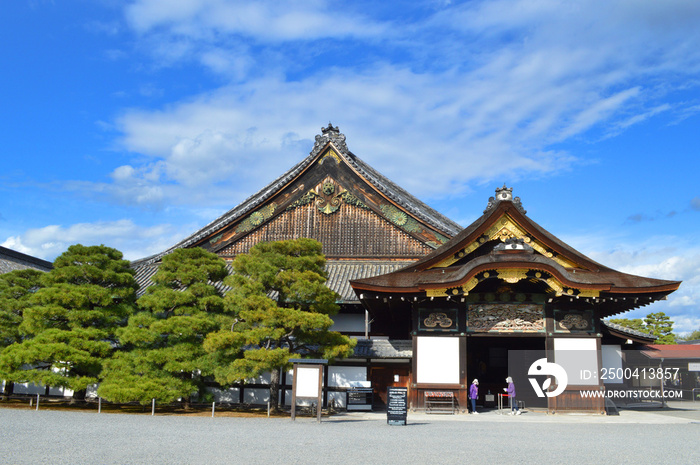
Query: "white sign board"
554 337 599 386
295 366 321 397
689 362 700 372
416 336 460 384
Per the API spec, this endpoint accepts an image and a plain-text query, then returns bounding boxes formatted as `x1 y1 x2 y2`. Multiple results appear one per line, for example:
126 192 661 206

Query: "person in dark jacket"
469 379 479 414
504 376 521 415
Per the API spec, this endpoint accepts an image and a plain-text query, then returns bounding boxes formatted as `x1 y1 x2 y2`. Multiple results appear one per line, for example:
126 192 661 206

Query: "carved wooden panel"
554 310 595 333
418 307 459 332
218 203 433 259
467 303 545 332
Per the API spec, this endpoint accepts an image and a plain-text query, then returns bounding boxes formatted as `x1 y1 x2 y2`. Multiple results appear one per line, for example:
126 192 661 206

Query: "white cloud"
85 1 700 209
124 0 387 41
671 316 700 335
573 233 700 334
104 66 595 206
611 104 672 133
1 220 186 262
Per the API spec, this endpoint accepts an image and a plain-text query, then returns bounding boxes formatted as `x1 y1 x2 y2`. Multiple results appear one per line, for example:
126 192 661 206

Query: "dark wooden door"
369 366 411 408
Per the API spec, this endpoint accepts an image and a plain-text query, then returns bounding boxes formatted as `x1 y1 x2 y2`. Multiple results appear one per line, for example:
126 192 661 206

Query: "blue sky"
1 0 700 333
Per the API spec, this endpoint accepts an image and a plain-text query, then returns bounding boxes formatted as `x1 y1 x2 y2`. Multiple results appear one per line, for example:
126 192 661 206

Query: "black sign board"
386 387 408 426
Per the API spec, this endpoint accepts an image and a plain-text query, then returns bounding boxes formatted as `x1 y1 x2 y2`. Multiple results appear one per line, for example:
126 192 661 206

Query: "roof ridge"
341 150 462 236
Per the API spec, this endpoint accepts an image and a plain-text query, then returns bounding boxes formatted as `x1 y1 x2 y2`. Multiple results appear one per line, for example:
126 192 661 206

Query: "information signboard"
387 387 408 426
295 366 321 397
290 359 327 422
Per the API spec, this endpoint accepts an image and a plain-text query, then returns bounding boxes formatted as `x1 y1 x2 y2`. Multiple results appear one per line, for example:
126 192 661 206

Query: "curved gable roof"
133 125 461 267
351 187 681 315
403 188 606 273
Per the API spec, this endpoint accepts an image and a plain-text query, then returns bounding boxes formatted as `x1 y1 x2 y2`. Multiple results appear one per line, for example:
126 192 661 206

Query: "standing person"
469 379 479 414
504 376 521 415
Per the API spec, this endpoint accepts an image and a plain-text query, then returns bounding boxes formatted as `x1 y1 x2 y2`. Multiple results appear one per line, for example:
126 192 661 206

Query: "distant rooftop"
0 246 53 274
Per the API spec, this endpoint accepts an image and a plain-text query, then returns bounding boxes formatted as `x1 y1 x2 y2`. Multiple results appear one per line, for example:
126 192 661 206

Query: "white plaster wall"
602 345 623 385
208 387 241 403
244 388 270 404
12 382 73 396
85 384 99 398
328 366 367 387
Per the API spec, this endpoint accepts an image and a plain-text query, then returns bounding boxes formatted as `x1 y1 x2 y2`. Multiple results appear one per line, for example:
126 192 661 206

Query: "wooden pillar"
458 335 468 412
410 334 418 410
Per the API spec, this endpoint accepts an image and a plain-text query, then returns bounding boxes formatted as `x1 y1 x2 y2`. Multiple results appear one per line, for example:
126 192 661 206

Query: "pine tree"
204 238 356 412
679 328 700 341
608 318 646 333
644 312 675 344
0 269 44 396
98 247 228 406
0 245 137 399
609 313 676 344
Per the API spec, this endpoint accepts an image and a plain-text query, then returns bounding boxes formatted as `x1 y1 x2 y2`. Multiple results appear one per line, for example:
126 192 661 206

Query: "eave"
352 252 679 297
601 320 657 344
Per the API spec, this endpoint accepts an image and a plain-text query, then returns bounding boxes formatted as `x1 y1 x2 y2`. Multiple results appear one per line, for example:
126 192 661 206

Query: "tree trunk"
269 368 280 413
2 381 14 398
71 388 86 403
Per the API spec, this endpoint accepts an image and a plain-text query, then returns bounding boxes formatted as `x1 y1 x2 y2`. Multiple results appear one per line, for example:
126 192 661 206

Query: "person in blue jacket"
469 379 479 414
504 376 521 415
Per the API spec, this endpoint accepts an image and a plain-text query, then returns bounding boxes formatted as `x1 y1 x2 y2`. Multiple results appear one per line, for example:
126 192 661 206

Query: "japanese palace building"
350 185 681 413
133 125 681 413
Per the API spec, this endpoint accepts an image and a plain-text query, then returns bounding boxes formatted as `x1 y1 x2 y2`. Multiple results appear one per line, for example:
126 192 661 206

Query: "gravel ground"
1 408 698 465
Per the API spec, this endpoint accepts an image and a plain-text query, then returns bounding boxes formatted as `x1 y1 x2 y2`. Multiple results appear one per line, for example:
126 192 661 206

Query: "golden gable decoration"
432 215 576 269
286 177 369 216
235 203 277 234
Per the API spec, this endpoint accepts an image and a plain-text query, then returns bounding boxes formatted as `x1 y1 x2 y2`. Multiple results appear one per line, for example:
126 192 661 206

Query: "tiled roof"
343 152 461 238
602 320 657 341
641 344 700 360
0 246 53 274
326 260 413 303
353 339 412 358
133 262 235 298
134 259 412 303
